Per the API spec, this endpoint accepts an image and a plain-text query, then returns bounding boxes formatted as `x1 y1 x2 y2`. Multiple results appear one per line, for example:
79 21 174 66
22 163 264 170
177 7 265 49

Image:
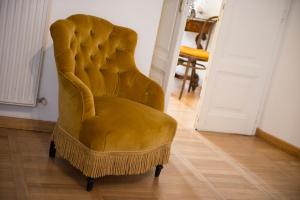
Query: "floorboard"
0 80 299 199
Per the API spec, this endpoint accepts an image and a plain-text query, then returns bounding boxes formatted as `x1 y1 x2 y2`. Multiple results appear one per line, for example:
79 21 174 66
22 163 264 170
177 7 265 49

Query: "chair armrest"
118 70 164 111
58 72 95 121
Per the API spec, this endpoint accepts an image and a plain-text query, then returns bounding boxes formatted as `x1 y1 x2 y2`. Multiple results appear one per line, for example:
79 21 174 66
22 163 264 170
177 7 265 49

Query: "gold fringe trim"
52 124 171 178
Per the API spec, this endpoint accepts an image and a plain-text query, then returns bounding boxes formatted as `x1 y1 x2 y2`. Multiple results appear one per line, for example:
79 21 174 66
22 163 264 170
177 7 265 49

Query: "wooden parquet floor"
0 91 299 199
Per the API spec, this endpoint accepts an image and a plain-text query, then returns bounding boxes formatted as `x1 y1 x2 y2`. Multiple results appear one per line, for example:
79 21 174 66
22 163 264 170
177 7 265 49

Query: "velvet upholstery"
50 14 177 178
80 96 176 151
180 45 209 61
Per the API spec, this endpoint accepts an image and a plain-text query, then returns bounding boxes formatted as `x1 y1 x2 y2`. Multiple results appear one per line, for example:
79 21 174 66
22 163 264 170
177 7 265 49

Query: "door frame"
163 0 225 108
160 0 191 107
193 0 226 129
159 0 292 135
246 0 292 134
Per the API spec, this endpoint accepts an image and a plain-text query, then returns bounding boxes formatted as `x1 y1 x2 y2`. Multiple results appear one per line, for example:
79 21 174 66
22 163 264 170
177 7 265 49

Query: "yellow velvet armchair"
49 14 177 191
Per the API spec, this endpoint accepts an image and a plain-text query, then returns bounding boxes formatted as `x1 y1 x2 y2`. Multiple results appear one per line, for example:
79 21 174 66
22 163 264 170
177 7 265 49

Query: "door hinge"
281 9 289 23
281 0 292 23
179 0 184 13
222 2 226 10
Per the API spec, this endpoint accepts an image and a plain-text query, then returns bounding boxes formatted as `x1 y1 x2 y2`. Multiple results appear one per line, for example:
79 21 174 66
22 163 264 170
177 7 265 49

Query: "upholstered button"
74 30 79 36
75 55 78 60
90 30 95 37
145 92 149 96
90 55 94 61
98 44 102 49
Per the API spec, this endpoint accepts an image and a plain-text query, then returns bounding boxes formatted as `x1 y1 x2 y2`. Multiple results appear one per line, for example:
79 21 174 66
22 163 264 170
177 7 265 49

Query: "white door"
196 0 291 135
150 0 190 107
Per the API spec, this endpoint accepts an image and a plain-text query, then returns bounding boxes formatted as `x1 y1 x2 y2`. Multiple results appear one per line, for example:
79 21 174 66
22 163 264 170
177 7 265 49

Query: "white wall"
194 0 222 18
259 0 300 148
0 0 163 121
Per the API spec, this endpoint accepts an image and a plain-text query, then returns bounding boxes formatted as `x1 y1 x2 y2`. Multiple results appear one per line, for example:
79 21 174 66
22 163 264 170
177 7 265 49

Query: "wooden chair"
176 16 219 99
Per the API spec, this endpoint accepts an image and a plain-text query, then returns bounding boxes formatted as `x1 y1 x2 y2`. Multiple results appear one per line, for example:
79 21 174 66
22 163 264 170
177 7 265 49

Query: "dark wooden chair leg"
155 165 163 177
86 177 94 192
188 68 195 92
49 140 56 158
179 59 191 100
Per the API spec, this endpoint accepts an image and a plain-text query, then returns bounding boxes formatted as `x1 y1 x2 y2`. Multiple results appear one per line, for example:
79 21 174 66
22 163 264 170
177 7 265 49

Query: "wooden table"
185 17 213 34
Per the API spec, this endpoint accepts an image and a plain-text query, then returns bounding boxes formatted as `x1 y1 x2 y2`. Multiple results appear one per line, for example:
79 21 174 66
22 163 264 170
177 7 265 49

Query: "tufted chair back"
50 14 137 97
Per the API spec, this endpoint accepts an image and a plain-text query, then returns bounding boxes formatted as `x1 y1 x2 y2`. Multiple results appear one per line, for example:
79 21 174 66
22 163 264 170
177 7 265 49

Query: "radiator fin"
0 0 49 106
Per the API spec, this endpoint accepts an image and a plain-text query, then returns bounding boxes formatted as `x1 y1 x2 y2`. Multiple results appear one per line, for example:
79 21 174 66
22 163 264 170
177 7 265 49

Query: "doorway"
150 0 290 135
167 0 223 129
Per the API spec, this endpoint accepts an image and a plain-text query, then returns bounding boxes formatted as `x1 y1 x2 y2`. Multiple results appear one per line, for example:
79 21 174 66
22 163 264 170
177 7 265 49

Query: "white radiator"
0 0 49 106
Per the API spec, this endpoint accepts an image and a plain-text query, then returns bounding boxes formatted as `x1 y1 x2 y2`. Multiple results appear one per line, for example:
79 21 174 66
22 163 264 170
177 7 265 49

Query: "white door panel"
150 0 181 88
150 0 190 107
196 0 291 135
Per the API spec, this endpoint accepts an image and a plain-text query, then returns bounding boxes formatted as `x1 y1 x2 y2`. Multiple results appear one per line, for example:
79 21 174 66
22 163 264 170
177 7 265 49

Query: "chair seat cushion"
180 45 209 61
79 96 177 152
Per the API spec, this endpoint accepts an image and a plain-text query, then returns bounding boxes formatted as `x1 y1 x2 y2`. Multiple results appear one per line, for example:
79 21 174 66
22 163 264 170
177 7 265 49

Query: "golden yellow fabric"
180 45 209 61
56 71 95 138
50 14 177 177
80 96 176 151
53 125 171 178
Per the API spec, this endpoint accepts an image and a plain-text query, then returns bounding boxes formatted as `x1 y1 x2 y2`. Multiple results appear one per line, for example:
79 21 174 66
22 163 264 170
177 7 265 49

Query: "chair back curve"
50 14 138 96
196 16 219 50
